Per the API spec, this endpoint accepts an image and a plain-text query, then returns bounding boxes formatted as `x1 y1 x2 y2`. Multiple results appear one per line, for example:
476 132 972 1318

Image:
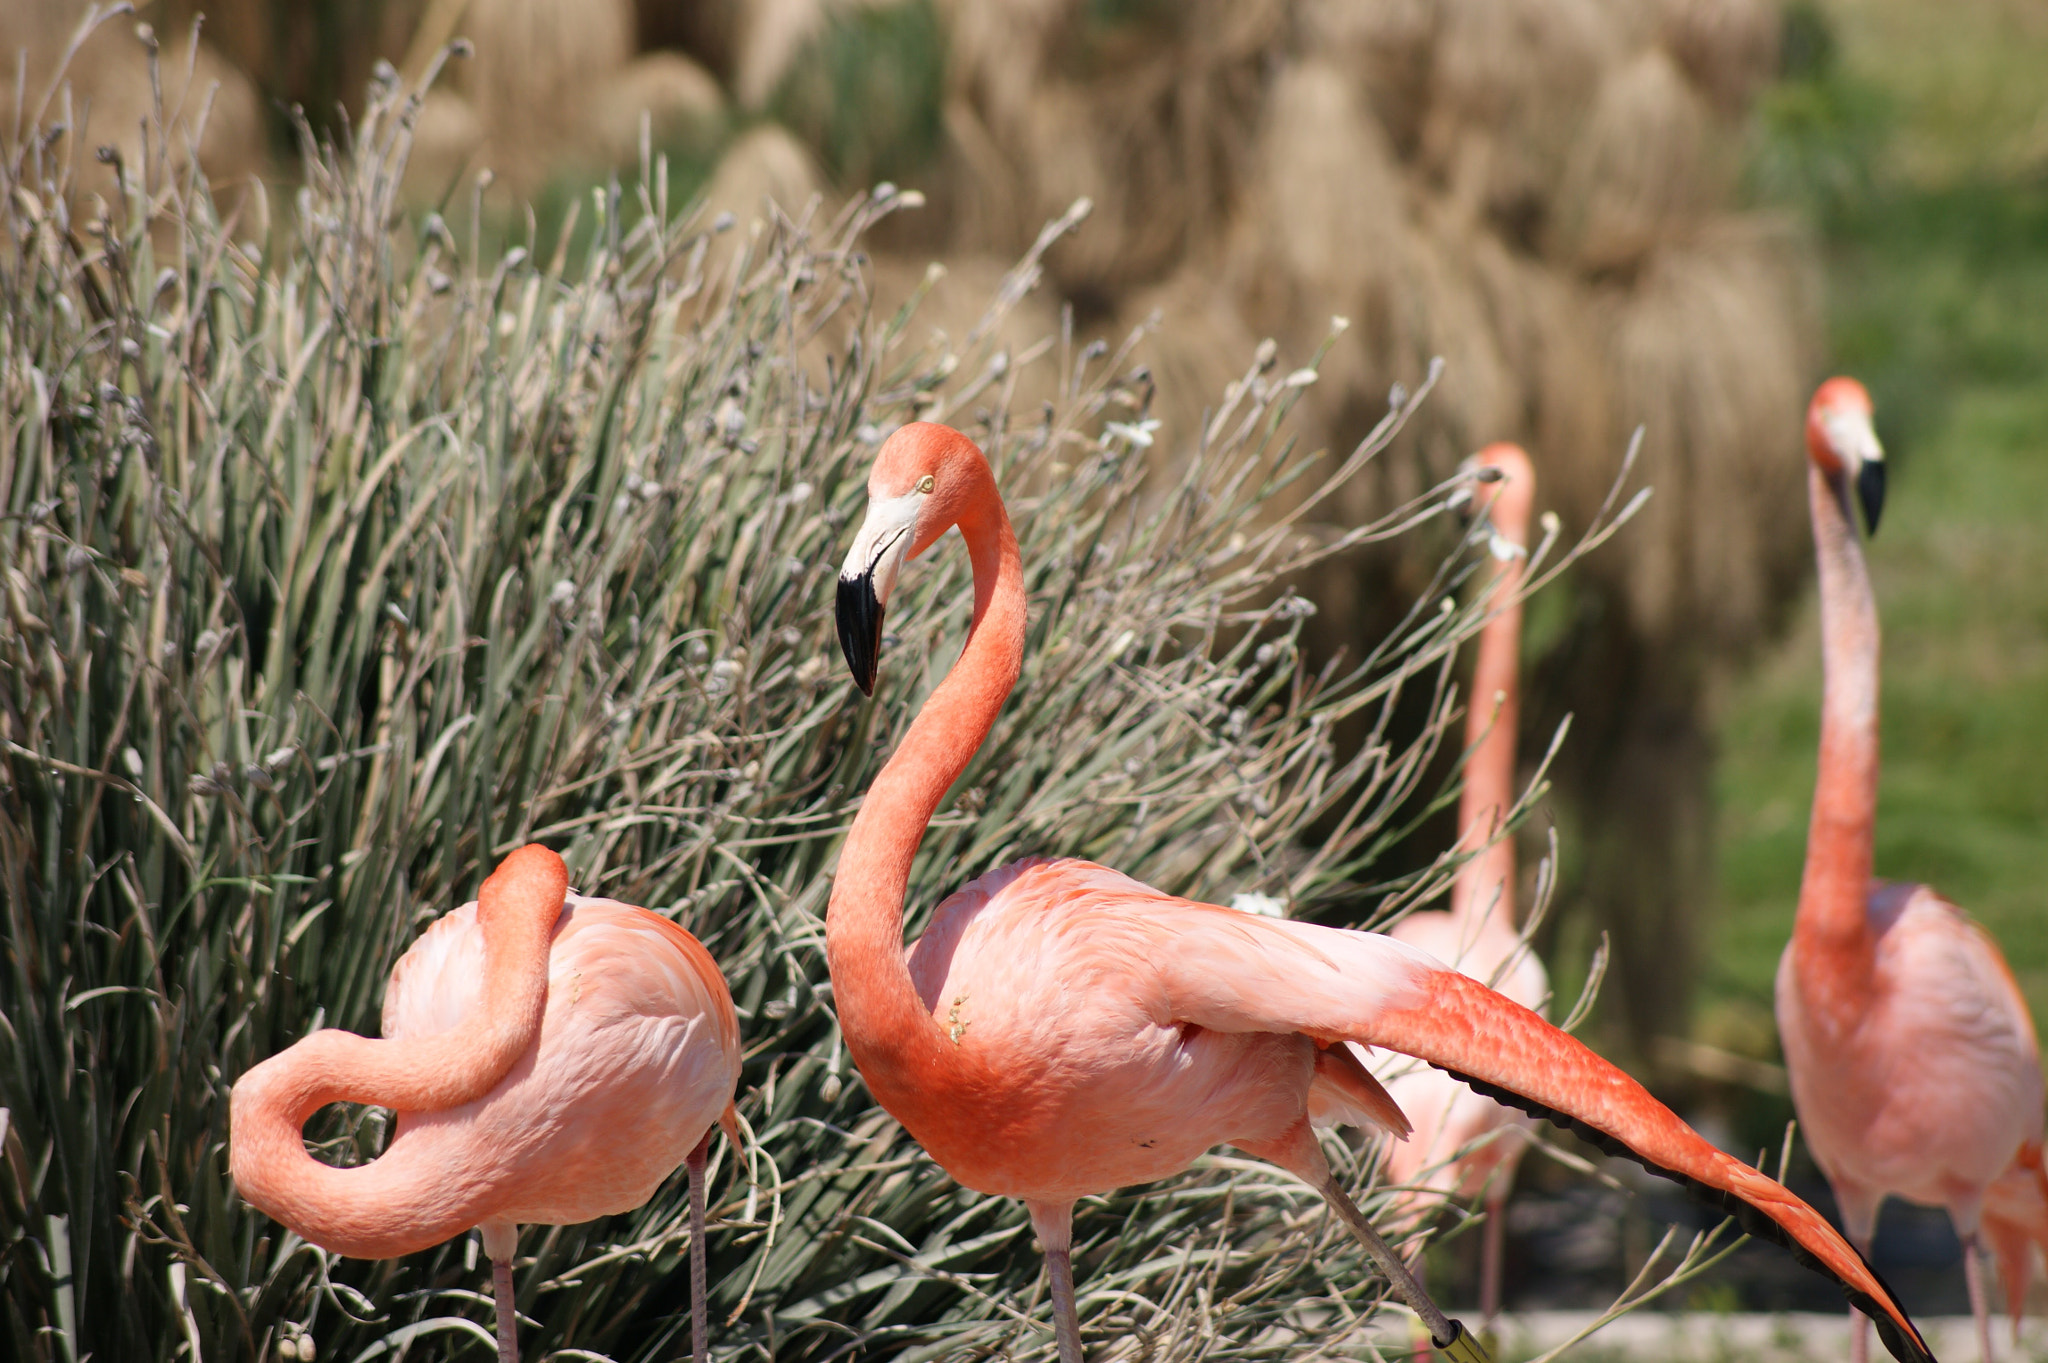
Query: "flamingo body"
231 846 740 1362
377 894 741 1231
1779 880 2041 1243
897 855 1424 1202
825 422 1936 1363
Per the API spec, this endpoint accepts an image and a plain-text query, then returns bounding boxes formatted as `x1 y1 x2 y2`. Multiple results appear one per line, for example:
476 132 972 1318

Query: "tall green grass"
0 54 1663 1363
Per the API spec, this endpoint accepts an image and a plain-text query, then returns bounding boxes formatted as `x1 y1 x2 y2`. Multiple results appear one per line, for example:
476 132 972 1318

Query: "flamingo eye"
916 475 934 494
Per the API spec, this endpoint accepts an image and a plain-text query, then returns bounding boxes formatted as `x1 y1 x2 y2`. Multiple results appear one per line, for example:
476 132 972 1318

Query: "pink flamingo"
1381 443 1549 1327
828 420 1934 1363
231 845 741 1363
1778 376 2047 1363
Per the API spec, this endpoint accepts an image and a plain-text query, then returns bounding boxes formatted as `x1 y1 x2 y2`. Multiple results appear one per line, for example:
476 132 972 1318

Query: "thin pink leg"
482 1222 520 1363
1029 1202 1084 1363
1480 1182 1506 1327
1964 1234 1993 1363
687 1129 713 1363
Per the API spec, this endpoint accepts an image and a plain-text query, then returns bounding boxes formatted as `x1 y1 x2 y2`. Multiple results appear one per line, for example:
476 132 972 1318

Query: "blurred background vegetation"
4 0 2046 1344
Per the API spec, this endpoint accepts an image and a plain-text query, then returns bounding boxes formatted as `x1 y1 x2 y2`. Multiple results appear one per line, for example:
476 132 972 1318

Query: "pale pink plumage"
1778 377 2045 1363
230 845 740 1363
378 893 740 1227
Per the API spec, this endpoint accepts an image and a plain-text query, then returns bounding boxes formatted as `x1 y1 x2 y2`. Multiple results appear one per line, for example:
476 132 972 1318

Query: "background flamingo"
1381 443 1549 1327
827 421 1934 1363
231 845 741 1363
1777 376 2048 1363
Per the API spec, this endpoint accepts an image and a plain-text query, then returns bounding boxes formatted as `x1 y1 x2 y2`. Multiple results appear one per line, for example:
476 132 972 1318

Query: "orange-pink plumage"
826 421 1935 1363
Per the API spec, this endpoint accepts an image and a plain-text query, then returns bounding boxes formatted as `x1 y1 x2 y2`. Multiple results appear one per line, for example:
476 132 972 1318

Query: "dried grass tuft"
1659 0 1782 115
1598 215 1822 644
1551 46 1724 273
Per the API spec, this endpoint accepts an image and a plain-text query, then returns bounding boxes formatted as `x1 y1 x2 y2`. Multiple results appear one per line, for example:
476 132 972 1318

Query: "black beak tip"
835 575 883 697
1857 460 1886 535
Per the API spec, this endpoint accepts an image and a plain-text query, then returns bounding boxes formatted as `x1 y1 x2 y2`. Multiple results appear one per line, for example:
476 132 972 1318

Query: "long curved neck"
1792 462 1879 1007
1449 543 1524 938
229 848 563 1256
230 1030 518 1258
827 497 1026 1092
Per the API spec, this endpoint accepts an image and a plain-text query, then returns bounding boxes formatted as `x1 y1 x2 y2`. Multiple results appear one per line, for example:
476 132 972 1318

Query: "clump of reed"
0 52 1690 1363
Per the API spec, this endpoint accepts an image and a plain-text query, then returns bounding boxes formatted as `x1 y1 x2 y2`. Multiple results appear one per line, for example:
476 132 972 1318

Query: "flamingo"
1776 376 2047 1363
230 844 741 1363
827 420 1935 1363
1380 443 1549 1327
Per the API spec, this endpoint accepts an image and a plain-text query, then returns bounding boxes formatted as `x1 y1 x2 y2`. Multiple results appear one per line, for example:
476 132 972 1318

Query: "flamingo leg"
1319 1177 1492 1361
1029 1202 1085 1363
1963 1233 1993 1363
481 1222 520 1363
687 1129 713 1363
1479 1180 1507 1328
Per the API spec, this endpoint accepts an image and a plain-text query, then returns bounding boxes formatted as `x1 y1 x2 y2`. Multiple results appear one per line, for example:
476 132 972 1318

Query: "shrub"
1 57 1650 1363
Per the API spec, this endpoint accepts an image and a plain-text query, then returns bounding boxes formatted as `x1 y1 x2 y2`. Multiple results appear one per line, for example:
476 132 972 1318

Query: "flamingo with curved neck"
1777 377 2045 1363
231 844 741 1363
1382 443 1550 1326
828 421 1935 1363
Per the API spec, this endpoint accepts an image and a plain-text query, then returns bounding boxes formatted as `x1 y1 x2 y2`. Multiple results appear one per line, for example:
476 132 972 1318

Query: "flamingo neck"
1792 461 1879 1008
827 498 1026 1101
1449 543 1524 940
228 849 564 1256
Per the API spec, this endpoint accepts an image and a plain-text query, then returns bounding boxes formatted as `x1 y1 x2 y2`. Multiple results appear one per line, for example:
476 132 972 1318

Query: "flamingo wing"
1132 891 1935 1363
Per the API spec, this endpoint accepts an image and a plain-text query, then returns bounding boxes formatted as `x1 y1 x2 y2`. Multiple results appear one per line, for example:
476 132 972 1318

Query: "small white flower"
1103 419 1161 449
1231 892 1286 917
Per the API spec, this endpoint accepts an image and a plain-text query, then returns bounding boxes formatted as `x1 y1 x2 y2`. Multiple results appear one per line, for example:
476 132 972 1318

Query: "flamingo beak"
1824 405 1886 536
836 491 923 696
1857 459 1886 536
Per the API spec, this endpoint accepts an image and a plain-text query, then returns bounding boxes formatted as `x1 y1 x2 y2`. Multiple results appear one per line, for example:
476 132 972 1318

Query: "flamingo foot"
482 1222 519 1363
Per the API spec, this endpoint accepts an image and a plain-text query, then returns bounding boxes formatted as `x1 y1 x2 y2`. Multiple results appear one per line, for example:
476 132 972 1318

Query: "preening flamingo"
231 845 741 1363
1776 376 2046 1363
827 420 1936 1363
1380 443 1549 1326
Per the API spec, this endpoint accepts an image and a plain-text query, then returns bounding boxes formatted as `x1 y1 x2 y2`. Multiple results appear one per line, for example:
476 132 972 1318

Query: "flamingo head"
836 423 994 695
1447 442 1535 558
1806 376 1885 534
